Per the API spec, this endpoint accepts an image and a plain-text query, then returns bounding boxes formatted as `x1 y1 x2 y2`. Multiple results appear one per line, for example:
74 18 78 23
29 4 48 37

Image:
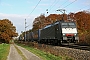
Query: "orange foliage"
75 11 90 33
0 19 18 43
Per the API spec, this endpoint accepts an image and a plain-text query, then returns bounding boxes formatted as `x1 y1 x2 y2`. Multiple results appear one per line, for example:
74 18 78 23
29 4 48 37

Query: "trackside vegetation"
0 44 10 60
17 43 72 60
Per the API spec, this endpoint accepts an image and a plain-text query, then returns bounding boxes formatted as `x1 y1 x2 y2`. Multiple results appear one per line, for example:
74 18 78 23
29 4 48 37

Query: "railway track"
40 42 90 51
61 44 90 51
39 42 90 51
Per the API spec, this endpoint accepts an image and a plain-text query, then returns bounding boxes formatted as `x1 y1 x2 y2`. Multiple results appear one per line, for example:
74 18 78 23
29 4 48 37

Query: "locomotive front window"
62 23 68 25
62 23 76 28
68 23 75 28
61 23 68 28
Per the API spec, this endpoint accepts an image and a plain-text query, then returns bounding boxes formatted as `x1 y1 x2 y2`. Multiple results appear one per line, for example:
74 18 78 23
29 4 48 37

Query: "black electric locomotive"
39 21 79 45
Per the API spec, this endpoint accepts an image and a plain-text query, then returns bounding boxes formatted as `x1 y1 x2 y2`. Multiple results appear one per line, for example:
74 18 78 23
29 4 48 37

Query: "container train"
19 20 79 45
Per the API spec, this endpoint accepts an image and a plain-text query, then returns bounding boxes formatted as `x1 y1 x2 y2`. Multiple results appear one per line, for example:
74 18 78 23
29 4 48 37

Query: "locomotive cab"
61 22 79 44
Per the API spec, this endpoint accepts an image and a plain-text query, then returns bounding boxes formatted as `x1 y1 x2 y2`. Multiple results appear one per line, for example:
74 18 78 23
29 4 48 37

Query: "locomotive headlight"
74 34 76 36
63 34 65 36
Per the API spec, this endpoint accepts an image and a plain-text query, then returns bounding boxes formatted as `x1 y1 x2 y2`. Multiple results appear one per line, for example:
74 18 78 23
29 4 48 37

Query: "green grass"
17 43 73 60
0 43 10 60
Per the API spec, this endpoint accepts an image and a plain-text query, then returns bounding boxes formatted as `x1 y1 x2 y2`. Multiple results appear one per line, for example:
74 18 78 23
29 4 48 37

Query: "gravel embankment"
53 46 90 60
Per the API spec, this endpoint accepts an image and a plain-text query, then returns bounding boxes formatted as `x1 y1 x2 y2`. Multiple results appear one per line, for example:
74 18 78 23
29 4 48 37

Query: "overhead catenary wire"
52 0 69 13
50 0 77 14
80 4 90 10
58 0 69 8
49 0 59 11
74 4 90 13
63 0 77 8
25 0 41 28
26 0 41 18
48 0 57 10
45 0 58 15
46 0 75 15
87 8 90 10
47 0 69 14
54 0 77 14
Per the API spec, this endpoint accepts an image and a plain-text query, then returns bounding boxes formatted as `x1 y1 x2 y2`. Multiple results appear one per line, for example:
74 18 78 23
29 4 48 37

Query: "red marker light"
66 34 74 36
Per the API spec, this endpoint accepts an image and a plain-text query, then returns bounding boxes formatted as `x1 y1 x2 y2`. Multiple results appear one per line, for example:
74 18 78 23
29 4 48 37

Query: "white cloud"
84 0 90 5
0 13 37 35
1 2 12 6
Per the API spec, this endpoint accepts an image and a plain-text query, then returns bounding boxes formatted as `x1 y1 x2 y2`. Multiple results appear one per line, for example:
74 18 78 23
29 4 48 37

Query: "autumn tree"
74 11 90 44
32 14 45 31
0 19 18 43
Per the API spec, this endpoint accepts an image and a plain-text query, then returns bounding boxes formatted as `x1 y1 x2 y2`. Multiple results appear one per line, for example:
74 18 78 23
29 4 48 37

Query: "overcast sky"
0 0 90 35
